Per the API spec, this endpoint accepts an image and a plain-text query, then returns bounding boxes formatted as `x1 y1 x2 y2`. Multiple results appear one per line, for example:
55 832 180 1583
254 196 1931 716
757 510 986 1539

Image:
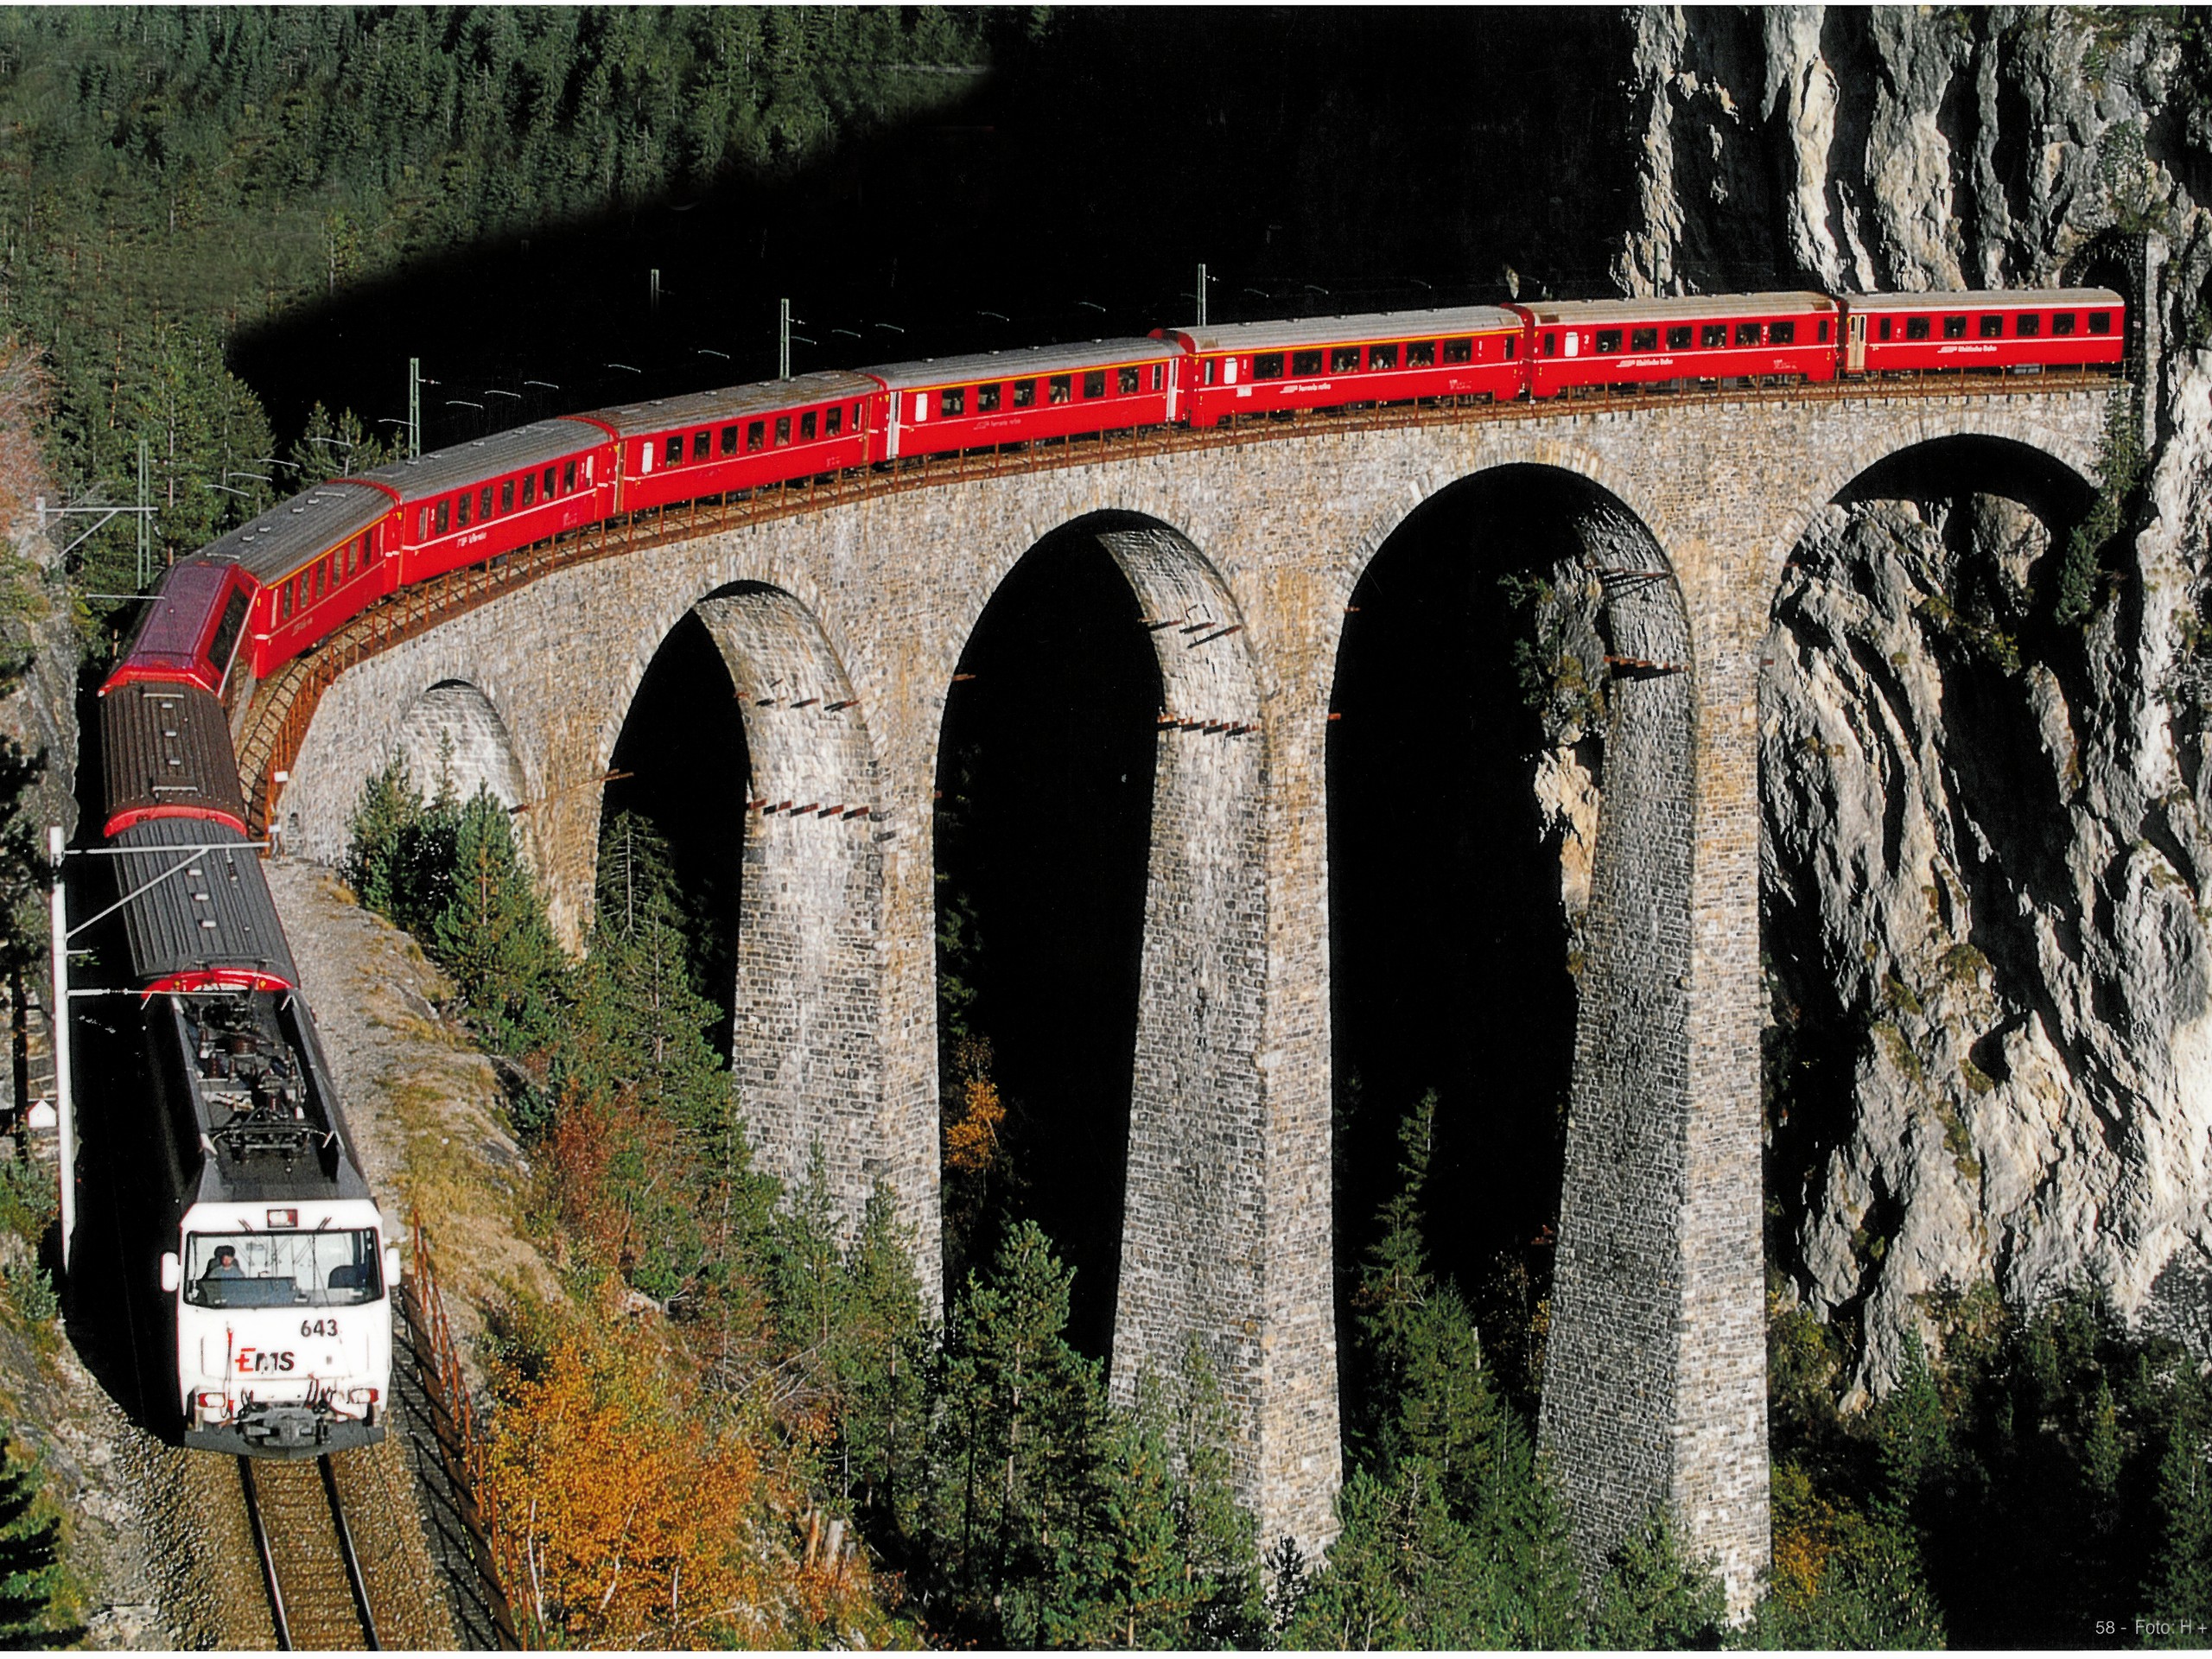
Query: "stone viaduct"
263 384 2108 1608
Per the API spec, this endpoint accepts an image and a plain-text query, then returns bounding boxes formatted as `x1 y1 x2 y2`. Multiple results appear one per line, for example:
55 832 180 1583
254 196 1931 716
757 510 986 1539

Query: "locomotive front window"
1118 365 1141 394
1906 316 1931 340
1594 330 1622 354
1444 337 1473 364
1979 314 2004 338
1701 324 1726 348
1734 322 1762 346
2053 313 2076 336
940 388 966 416
520 474 536 507
776 415 793 444
434 499 450 536
1406 340 1435 366
1012 378 1036 407
825 406 842 436
185 1228 383 1309
500 479 515 513
721 424 740 455
1770 321 1796 344
1332 346 1361 373
1049 375 1071 404
1665 327 1690 350
747 422 766 451
2016 313 2040 337
800 410 817 441
693 429 712 461
1253 353 1284 380
665 435 684 467
1083 371 1106 399
1630 327 1658 352
1367 343 1398 372
2088 311 2112 334
976 383 1001 413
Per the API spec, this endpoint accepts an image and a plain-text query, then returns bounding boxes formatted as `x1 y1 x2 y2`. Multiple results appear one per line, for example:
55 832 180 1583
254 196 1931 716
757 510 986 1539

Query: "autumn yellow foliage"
941 1034 1004 1176
481 1292 896 1649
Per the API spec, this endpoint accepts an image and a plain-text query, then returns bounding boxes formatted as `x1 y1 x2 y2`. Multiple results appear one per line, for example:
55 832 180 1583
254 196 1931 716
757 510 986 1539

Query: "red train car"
869 340 1179 459
1841 288 2125 376
343 418 614 588
1157 305 1527 428
584 372 886 513
103 557 258 697
1514 292 1840 398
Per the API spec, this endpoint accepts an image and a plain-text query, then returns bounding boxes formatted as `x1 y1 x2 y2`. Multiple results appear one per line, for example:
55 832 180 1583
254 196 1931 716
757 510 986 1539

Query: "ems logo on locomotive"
233 1348 297 1374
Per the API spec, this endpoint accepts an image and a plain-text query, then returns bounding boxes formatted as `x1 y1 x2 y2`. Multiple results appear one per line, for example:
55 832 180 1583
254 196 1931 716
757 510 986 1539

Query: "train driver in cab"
202 1244 245 1282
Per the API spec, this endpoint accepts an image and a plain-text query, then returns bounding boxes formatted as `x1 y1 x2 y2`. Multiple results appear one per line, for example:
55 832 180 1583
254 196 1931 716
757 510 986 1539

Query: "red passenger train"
98 284 2123 709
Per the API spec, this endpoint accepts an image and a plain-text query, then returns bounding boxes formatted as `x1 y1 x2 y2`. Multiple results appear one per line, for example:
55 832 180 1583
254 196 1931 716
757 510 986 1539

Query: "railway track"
238 1454 381 1650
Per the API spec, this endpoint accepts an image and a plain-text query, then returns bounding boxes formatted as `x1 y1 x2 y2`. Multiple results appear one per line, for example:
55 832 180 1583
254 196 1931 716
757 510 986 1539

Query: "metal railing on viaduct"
239 370 2120 1614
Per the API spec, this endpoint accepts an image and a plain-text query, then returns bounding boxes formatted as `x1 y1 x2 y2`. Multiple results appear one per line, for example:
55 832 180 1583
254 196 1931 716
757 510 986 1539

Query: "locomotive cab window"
1332 346 1361 372
800 410 817 441
1594 329 1622 354
1943 315 1967 338
1445 337 1473 364
1665 326 1691 350
1701 324 1727 348
1253 353 1284 380
747 421 766 451
1291 350 1323 376
1083 370 1106 399
1980 314 2004 337
1049 374 1072 404
1735 321 1763 346
1012 378 1036 407
2016 313 2041 337
1406 340 1435 366
664 435 683 467
721 424 740 455
1770 321 1796 344
1630 327 1658 352
1368 343 1398 372
185 1229 383 1309
976 383 1001 413
1906 315 1931 340
692 429 711 461
2088 311 2113 334
2053 313 2076 336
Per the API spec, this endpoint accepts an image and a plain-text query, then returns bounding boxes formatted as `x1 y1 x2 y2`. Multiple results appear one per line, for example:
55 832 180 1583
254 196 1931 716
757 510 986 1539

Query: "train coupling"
243 1405 325 1452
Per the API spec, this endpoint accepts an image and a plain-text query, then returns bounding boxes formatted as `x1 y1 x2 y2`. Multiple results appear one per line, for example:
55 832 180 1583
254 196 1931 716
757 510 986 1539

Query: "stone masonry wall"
271 386 2107 1582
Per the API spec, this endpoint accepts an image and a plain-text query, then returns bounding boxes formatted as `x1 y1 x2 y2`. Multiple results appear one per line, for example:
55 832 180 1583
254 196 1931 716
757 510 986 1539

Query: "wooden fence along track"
237 1452 380 1649
229 366 2124 832
395 1217 522 1649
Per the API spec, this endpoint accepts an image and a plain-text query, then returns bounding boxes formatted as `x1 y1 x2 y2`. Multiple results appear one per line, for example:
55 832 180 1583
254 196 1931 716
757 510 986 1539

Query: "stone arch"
395 679 528 811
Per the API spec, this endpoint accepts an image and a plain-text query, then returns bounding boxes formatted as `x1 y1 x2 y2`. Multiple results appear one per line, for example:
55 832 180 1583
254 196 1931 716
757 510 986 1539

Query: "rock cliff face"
1610 7 2212 1392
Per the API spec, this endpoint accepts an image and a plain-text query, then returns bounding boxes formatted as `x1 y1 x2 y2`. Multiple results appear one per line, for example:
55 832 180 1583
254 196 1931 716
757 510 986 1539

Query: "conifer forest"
0 5 2209 1650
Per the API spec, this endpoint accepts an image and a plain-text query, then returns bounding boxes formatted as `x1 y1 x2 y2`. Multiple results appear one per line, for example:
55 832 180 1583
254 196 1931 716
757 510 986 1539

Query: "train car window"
1817 319 1831 342
479 486 493 518
664 435 683 467
416 507 429 538
1083 370 1106 398
1253 353 1284 380
776 415 793 444
1406 340 1435 366
520 474 536 507
1013 378 1037 407
1445 337 1473 364
1630 327 1658 352
1943 315 1967 338
434 499 450 536
544 466 557 497
721 424 740 455
2053 313 2076 336
825 406 842 436
1291 350 1323 376
1664 327 1690 350
1979 314 2004 337
1503 334 1517 360
281 584 294 620
1050 374 1071 404
1907 316 1931 340
2016 313 2041 337
853 401 864 429
747 421 766 451
2088 311 2112 334
1701 324 1726 348
1594 330 1622 353
940 388 966 416
455 493 472 529
313 563 327 601
563 460 576 493
501 479 515 513
1205 358 1220 385
1332 346 1361 373
1770 321 1796 344
1368 343 1398 371
1734 322 1762 346
1119 365 1141 393
1151 363 1164 391
976 383 1001 413
1541 333 1557 357
693 429 712 461
800 410 817 440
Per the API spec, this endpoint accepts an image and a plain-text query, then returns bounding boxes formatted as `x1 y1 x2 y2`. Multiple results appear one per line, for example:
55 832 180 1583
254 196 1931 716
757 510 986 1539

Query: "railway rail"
229 362 2125 832
238 1452 382 1650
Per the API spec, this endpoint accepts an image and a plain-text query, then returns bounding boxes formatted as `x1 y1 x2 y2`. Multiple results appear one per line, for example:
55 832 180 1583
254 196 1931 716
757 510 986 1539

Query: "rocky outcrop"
1611 8 2212 1390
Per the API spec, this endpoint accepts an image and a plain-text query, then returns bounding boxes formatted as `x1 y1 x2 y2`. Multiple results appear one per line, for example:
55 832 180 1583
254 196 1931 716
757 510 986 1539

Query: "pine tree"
2142 1376 2212 1646
0 1440 79 1647
430 786 565 1051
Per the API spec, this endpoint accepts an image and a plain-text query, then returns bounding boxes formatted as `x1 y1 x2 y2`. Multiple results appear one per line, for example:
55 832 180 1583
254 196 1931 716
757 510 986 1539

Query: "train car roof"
203 482 391 586
112 819 299 991
1516 290 1839 325
579 370 883 438
866 337 1173 391
345 417 608 503
1166 305 1523 353
100 682 248 836
1846 287 2125 311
